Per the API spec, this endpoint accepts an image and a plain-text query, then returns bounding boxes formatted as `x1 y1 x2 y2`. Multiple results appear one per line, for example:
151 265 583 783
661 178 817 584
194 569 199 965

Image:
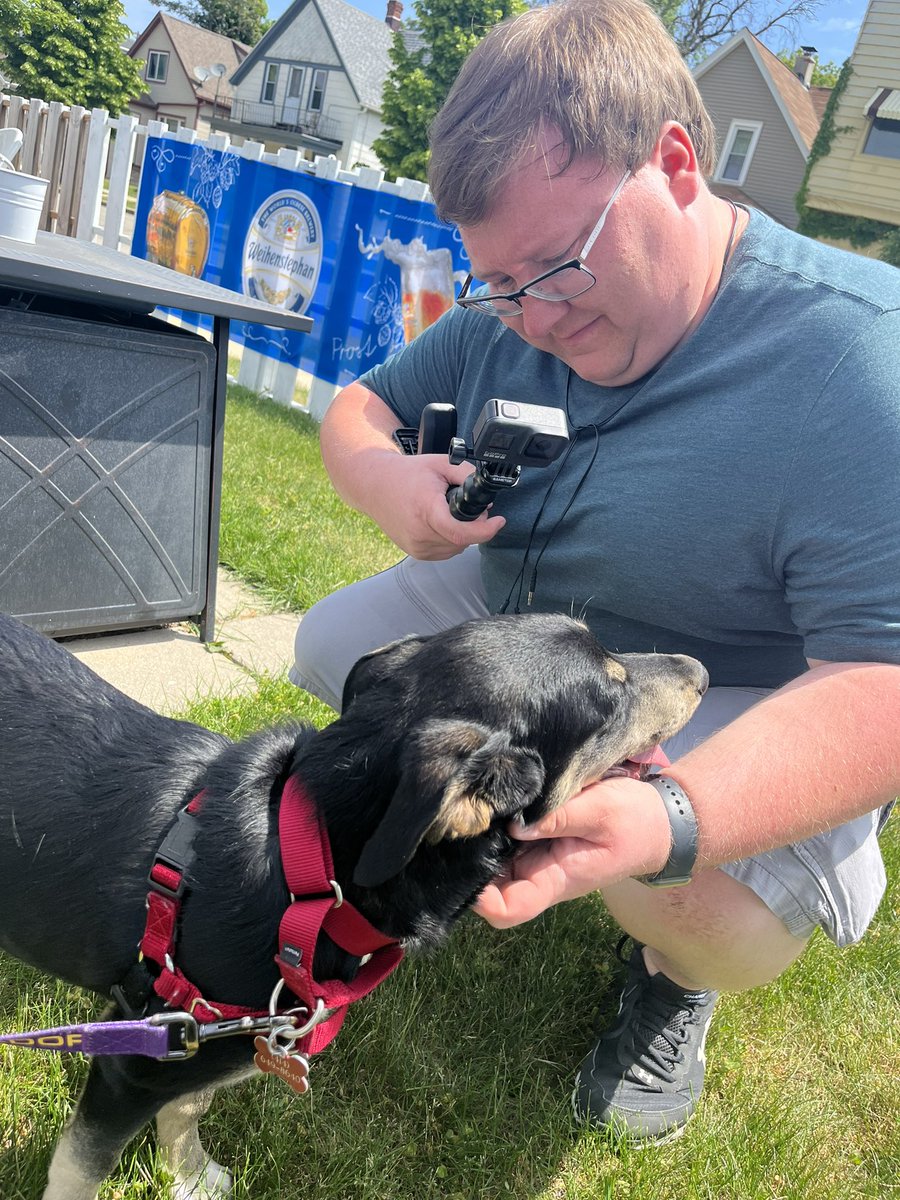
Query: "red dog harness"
140 777 403 1057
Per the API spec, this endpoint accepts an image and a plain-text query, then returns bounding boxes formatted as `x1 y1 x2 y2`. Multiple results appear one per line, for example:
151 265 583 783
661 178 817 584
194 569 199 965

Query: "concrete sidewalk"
64 568 302 714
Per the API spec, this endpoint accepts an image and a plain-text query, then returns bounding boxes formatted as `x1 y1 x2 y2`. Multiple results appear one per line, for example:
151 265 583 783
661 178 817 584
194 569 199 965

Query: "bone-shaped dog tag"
253 1035 310 1095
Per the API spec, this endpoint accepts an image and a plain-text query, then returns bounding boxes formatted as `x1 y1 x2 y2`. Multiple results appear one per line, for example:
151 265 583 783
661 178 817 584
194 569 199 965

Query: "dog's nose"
674 655 709 695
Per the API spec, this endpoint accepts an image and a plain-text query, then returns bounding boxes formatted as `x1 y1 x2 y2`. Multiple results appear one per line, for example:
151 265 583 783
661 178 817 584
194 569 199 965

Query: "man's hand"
319 383 505 559
473 777 673 928
369 451 505 559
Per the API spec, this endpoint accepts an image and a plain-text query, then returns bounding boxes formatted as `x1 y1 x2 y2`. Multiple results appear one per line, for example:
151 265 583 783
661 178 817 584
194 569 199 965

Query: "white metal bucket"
0 167 49 243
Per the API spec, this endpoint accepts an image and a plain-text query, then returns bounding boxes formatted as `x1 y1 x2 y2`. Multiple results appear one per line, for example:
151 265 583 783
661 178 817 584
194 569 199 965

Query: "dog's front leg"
43 1055 167 1200
157 1089 233 1200
42 1113 108 1200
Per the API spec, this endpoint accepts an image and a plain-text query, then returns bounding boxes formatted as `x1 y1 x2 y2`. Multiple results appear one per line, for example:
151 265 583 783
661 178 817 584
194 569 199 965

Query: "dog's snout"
673 654 709 696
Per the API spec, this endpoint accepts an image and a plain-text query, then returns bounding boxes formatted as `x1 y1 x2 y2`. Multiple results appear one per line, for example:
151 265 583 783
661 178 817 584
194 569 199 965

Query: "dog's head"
309 614 706 942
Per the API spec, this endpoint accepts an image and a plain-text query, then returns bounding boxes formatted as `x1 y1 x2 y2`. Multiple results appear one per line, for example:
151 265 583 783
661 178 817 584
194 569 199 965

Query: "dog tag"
253 1035 310 1095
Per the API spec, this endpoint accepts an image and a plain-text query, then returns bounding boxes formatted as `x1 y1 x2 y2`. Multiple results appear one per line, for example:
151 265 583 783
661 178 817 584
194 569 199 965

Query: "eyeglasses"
456 170 631 318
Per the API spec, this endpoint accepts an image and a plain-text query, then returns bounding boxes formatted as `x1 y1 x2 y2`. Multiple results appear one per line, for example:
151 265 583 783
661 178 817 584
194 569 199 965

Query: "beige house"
694 29 829 229
128 14 249 139
220 0 403 169
802 0 900 239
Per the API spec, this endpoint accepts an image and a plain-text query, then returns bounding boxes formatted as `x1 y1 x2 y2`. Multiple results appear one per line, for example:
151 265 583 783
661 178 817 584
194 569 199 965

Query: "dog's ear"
352 718 545 888
341 635 430 711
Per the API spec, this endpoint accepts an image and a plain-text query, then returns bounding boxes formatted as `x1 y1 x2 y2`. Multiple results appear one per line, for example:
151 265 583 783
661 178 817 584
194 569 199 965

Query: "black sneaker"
573 939 717 1144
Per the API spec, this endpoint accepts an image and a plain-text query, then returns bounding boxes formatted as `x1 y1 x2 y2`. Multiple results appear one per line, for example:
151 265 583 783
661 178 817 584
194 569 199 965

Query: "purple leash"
0 1010 280 1060
0 1018 173 1057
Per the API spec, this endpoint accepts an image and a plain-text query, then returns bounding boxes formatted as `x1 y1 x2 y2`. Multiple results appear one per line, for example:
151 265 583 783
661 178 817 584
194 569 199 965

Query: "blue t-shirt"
359 210 900 688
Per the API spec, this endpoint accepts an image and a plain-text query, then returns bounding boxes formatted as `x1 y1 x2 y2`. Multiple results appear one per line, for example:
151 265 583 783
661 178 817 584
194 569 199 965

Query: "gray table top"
0 230 313 332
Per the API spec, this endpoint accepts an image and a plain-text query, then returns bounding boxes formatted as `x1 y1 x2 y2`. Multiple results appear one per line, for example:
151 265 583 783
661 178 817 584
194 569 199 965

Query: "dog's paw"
171 1158 234 1200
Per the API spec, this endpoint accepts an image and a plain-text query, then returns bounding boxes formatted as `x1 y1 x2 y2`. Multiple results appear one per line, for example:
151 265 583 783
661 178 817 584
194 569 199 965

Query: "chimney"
385 0 403 32
793 46 817 89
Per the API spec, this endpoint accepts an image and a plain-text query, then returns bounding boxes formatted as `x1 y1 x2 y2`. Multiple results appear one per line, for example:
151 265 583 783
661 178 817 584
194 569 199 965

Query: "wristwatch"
636 775 698 887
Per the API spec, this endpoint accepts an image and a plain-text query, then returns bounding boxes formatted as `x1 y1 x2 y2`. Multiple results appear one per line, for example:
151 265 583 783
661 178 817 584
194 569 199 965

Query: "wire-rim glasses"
456 170 631 318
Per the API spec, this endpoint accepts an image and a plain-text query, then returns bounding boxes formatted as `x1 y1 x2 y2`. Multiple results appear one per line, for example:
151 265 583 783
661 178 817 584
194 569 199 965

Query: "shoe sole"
570 1073 690 1148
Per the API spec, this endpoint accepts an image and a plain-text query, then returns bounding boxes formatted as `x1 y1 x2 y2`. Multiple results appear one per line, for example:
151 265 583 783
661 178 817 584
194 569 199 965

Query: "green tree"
0 0 143 111
374 0 526 182
150 0 269 45
776 49 842 87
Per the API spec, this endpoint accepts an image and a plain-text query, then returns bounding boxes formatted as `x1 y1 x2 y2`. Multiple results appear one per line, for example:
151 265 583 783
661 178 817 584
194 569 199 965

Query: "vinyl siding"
232 2 362 166
139 32 198 121
804 0 900 226
697 42 807 228
344 109 385 170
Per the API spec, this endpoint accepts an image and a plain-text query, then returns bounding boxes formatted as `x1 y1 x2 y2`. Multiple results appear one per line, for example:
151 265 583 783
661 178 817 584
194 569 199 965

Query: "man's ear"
341 635 430 711
352 718 545 888
655 121 701 206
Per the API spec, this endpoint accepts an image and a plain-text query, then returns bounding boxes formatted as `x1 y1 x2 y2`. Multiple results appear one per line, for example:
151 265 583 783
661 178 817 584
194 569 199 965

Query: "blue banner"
132 138 470 387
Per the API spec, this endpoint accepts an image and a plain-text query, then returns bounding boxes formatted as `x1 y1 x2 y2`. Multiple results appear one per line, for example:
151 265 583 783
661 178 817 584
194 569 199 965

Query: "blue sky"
121 0 869 69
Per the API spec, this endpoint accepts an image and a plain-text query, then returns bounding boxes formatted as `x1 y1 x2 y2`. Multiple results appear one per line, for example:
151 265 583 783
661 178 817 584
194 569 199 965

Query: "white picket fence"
0 91 433 410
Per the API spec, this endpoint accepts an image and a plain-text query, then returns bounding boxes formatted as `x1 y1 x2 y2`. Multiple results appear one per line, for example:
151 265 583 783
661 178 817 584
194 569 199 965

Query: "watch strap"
637 775 698 887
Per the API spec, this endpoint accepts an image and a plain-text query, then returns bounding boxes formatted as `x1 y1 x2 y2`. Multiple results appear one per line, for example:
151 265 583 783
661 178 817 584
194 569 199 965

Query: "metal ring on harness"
267 979 328 1036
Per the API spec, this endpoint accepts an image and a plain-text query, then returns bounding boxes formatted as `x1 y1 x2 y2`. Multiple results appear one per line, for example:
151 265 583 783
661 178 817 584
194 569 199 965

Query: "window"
714 120 762 186
146 51 169 83
261 63 279 104
308 69 327 113
864 117 900 160
288 67 305 99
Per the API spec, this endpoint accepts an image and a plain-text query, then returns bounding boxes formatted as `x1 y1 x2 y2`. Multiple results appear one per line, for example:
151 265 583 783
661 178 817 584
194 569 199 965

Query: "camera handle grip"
418 403 457 455
447 464 520 521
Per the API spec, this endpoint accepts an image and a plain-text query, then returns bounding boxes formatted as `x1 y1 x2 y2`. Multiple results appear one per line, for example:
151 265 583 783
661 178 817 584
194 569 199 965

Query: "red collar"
138 778 403 1057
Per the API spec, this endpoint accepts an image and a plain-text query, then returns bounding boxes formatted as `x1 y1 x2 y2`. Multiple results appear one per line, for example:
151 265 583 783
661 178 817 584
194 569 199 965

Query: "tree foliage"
776 48 841 87
150 0 269 45
650 0 826 64
0 0 143 111
374 0 527 182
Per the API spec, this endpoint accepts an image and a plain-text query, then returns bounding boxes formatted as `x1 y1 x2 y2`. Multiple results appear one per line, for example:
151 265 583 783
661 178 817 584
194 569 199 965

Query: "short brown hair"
428 0 715 225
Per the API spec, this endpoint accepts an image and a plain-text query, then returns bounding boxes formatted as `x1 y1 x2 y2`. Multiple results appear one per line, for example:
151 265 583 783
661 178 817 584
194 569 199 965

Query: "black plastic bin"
0 302 216 637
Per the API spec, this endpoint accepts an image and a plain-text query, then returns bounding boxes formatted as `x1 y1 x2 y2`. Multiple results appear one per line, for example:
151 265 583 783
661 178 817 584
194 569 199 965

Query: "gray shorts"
291 548 889 947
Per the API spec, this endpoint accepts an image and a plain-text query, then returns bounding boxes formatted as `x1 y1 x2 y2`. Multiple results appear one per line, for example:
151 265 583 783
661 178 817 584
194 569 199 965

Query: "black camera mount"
446 441 521 521
413 399 570 521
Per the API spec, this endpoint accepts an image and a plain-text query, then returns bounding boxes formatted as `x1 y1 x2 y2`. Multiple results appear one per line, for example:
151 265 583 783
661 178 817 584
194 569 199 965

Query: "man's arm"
320 381 505 559
475 660 900 927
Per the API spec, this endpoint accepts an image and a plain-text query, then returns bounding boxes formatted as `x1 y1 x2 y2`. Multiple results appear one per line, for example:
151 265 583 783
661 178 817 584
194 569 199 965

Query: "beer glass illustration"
357 229 458 342
146 191 210 278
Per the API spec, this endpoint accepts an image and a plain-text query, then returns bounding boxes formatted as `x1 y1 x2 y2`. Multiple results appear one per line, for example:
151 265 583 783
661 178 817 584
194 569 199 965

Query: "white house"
220 0 404 169
128 13 249 139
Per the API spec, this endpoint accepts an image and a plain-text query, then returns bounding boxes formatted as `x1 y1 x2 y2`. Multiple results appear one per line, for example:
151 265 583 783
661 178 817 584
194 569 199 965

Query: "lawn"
0 387 897 1199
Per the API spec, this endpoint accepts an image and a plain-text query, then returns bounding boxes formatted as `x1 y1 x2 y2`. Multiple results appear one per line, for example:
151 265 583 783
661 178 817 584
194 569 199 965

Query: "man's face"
458 136 707 387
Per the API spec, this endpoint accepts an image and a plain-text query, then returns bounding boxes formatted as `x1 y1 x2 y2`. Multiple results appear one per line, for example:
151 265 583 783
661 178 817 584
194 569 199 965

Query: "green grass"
1 388 898 1198
217 384 400 613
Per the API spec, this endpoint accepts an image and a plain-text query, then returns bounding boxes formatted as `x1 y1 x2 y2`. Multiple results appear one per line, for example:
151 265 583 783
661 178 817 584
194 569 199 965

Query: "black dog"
0 610 706 1199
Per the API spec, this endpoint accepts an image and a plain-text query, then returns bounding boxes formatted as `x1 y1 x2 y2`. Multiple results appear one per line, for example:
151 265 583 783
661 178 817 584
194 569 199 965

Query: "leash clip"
147 1010 200 1060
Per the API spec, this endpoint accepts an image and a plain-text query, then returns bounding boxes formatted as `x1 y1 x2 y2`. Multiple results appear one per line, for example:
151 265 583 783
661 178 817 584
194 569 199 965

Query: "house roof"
708 182 779 220
694 28 831 156
129 13 250 108
231 0 395 112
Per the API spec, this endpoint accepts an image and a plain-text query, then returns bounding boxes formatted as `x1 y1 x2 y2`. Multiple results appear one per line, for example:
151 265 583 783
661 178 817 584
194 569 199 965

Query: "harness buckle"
147 806 201 899
147 1011 200 1060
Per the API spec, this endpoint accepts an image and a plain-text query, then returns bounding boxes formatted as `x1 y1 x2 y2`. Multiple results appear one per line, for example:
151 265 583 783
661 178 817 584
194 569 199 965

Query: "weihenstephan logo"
242 190 323 314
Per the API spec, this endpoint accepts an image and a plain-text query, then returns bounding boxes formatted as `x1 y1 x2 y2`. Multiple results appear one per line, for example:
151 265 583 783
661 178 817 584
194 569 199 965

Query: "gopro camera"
411 398 569 521
453 400 569 469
